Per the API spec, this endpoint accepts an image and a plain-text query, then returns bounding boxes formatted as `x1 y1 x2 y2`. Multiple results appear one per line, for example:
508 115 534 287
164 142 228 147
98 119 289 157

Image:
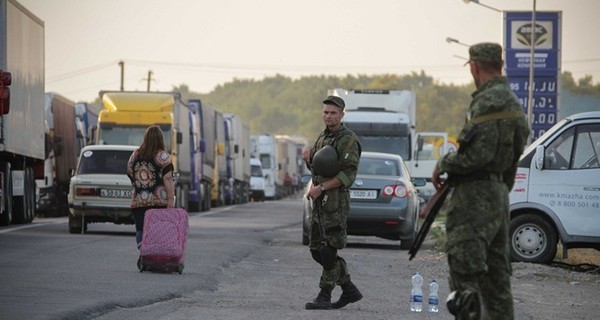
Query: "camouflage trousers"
309 219 351 291
444 181 514 320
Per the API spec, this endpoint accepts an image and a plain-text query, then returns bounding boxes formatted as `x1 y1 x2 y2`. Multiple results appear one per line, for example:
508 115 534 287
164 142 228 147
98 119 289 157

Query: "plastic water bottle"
410 272 423 312
428 279 439 313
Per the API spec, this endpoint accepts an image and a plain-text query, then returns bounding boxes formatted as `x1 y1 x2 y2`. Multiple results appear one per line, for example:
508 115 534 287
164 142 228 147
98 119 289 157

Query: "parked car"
67 145 137 234
302 151 425 248
509 111 600 263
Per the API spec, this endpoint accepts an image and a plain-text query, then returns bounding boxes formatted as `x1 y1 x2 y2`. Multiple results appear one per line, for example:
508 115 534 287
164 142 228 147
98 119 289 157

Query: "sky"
17 0 600 103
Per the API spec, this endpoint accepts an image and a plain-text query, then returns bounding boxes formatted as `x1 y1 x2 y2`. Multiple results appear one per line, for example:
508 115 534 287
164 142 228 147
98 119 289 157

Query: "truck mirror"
54 136 63 157
417 136 424 151
199 139 206 153
234 144 239 154
44 133 51 158
176 132 183 144
0 70 11 114
534 145 545 170
88 125 97 145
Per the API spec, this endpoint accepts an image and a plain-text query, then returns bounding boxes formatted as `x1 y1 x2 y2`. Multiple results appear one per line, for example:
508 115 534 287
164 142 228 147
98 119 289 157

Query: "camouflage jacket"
437 76 529 190
311 124 361 189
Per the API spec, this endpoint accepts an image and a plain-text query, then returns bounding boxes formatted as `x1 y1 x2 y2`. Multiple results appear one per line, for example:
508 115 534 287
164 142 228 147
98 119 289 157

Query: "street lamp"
462 0 538 143
446 37 470 47
462 0 501 13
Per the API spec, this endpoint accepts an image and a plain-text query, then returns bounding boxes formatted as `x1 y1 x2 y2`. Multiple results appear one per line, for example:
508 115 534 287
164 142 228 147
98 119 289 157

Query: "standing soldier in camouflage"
301 95 363 310
431 43 530 320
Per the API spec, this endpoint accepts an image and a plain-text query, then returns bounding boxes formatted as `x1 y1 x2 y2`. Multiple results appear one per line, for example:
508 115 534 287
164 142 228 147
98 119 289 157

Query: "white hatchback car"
67 145 137 234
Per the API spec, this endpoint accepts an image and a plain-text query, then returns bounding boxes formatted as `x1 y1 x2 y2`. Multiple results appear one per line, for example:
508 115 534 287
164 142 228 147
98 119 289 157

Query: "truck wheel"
509 214 557 264
26 167 35 223
0 163 13 226
12 166 35 224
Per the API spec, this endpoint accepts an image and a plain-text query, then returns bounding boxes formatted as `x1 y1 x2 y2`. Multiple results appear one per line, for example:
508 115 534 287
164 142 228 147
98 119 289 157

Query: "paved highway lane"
0 196 454 320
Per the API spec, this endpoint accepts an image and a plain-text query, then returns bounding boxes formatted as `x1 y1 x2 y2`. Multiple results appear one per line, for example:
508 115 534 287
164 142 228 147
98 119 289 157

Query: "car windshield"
358 157 401 177
78 150 132 175
356 136 410 160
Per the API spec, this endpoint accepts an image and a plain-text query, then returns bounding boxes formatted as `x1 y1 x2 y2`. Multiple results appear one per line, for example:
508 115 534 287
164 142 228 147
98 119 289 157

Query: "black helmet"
312 145 340 177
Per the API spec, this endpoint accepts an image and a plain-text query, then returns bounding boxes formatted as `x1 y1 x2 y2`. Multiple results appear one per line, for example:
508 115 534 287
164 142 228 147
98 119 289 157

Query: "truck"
187 99 212 211
509 111 600 264
95 91 200 211
327 88 448 201
74 102 99 145
275 135 298 197
0 0 44 225
249 158 265 202
212 110 226 207
36 93 82 217
224 114 251 204
252 134 281 200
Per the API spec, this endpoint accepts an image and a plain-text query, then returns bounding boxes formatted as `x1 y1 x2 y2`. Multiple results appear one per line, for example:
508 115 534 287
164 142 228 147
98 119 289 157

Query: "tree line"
89 71 600 143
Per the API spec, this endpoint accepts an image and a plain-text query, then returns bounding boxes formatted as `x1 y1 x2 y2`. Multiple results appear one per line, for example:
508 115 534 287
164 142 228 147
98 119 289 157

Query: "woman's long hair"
137 125 166 160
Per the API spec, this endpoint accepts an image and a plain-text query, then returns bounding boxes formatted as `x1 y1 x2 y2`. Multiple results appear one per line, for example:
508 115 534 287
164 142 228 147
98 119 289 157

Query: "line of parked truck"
0 0 311 226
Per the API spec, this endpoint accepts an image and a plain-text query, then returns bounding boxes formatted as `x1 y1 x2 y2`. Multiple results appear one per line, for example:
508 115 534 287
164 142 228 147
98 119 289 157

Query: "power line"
47 60 120 83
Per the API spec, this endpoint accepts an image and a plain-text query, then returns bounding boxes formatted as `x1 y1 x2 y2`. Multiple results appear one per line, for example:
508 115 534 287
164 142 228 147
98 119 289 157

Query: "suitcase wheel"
137 256 144 273
177 264 184 275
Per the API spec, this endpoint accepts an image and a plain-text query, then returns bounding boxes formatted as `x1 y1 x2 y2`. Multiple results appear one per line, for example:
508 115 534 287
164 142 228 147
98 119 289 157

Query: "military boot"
446 290 484 320
305 288 333 310
332 281 363 309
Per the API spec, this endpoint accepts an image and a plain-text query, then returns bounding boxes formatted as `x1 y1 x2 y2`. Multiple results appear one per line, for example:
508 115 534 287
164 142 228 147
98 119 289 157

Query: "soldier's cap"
322 96 345 109
464 42 503 66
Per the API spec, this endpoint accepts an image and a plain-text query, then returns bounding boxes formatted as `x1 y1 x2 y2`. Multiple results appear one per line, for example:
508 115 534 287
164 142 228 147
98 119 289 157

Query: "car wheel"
302 233 309 246
68 215 87 234
509 214 557 264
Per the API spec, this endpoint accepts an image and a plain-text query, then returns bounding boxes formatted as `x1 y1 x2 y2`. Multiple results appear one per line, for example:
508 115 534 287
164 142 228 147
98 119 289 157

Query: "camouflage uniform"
437 43 530 320
309 123 361 291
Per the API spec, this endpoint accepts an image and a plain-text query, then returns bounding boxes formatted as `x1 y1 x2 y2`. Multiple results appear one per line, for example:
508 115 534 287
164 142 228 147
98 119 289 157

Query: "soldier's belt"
452 171 503 183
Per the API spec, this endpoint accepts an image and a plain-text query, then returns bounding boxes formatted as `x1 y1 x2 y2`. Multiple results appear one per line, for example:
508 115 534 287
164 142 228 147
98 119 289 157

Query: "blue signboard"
504 11 561 139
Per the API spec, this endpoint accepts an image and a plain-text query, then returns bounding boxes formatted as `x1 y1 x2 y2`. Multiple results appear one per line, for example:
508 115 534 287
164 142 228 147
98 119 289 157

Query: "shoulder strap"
338 131 360 164
470 111 525 125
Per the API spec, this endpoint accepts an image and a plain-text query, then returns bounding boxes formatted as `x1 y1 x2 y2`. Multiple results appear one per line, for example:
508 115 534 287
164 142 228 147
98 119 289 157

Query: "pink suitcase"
138 208 189 274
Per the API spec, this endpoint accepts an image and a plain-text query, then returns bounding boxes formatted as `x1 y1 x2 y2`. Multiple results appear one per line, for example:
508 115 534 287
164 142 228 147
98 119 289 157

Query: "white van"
509 111 600 263
249 158 266 202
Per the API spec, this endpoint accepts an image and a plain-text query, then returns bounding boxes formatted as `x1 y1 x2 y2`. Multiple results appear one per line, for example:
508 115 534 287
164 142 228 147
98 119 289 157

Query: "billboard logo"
516 23 548 46
511 20 553 50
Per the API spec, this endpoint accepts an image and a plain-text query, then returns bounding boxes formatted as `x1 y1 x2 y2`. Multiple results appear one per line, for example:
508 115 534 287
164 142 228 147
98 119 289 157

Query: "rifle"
408 184 450 260
316 194 329 245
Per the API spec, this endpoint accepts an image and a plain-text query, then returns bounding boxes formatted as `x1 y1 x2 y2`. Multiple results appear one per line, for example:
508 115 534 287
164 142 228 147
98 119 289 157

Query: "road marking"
192 206 235 217
0 221 58 234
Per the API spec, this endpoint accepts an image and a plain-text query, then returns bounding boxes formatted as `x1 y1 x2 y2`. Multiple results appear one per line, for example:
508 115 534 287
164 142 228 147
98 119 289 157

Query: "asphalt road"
2 196 597 320
0 196 454 320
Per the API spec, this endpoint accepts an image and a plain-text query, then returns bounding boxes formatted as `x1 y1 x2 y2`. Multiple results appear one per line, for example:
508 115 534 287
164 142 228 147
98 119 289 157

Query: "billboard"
504 11 561 140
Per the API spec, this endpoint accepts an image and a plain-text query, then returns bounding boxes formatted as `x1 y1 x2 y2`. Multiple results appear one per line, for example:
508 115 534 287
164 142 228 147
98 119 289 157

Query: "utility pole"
118 60 124 91
144 70 154 92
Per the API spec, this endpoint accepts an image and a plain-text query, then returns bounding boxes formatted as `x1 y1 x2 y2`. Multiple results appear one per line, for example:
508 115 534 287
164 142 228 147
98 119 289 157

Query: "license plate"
350 190 377 199
100 189 132 199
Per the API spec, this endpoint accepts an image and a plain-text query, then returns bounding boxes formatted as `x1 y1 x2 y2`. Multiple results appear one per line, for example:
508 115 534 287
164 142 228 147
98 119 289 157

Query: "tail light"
382 185 408 198
76 187 99 196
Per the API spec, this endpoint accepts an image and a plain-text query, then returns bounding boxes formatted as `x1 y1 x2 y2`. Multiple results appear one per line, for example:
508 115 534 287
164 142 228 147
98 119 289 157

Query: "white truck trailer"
224 114 251 204
0 0 44 225
254 134 280 200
